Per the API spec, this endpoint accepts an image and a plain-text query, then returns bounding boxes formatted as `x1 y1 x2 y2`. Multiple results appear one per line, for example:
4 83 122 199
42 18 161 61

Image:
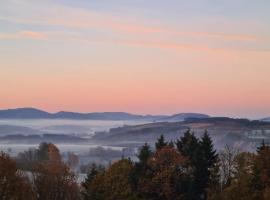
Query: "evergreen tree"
155 134 168 150
169 140 175 148
82 163 105 200
137 143 151 165
131 143 152 193
198 131 219 200
176 129 201 199
251 140 270 199
176 129 199 160
176 130 219 200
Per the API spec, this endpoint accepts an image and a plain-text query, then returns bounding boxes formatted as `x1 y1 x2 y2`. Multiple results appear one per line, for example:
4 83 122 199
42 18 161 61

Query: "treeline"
1 130 270 199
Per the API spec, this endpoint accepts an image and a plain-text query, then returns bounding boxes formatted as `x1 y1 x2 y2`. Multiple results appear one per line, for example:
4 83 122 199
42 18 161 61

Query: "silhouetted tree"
199 131 219 199
176 130 201 199
251 141 270 199
155 134 168 150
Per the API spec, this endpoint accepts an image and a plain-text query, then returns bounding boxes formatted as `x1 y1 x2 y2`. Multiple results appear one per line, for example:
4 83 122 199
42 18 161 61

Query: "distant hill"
53 111 144 120
0 108 146 120
0 108 209 121
261 117 270 122
157 113 210 122
0 108 51 119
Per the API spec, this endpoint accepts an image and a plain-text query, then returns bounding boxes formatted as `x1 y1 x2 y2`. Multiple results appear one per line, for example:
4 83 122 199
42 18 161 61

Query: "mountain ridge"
0 108 210 121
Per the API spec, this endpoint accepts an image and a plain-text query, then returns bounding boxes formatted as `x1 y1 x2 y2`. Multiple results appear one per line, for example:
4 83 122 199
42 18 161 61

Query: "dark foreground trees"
3 132 270 200
82 130 219 200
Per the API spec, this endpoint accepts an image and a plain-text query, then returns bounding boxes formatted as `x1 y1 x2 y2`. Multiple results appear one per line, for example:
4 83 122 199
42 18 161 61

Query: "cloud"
0 0 262 44
0 0 267 54
0 14 260 43
0 30 45 40
19 30 45 39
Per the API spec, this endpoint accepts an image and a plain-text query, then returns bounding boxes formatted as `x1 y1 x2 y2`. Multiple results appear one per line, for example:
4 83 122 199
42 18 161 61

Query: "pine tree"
131 143 152 193
137 143 151 165
155 134 168 150
198 131 219 200
82 163 105 200
176 129 199 164
176 130 219 200
176 129 200 199
251 140 270 199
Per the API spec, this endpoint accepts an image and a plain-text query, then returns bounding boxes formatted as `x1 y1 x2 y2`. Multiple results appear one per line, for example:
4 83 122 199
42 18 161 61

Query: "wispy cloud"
0 30 45 40
0 0 263 44
19 30 45 39
0 0 267 54
0 15 260 43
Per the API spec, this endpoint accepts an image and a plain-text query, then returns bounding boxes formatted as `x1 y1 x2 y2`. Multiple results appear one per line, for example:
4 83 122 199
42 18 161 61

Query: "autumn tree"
0 152 35 200
82 159 137 200
139 146 187 200
67 152 79 170
31 144 80 200
16 142 56 171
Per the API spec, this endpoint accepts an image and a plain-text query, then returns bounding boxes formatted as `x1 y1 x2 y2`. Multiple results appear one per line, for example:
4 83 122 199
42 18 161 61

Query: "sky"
0 0 270 119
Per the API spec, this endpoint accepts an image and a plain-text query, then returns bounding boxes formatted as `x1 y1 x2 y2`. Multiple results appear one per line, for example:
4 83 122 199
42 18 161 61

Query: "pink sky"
0 0 270 118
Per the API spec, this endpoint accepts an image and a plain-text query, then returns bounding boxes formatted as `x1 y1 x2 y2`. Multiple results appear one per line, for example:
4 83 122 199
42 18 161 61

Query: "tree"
32 144 79 200
217 152 254 200
137 143 152 165
219 144 239 188
176 129 199 164
176 130 219 200
131 143 152 193
139 146 187 200
16 148 39 170
250 141 270 199
155 134 168 150
36 142 49 161
47 143 61 163
0 152 34 200
199 131 219 199
67 152 79 170
16 142 58 171
81 163 105 200
82 159 137 200
176 130 201 199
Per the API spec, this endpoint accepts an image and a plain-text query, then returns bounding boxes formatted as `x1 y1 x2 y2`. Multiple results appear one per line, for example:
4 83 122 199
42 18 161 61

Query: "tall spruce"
198 131 219 200
137 143 152 166
155 134 168 150
176 130 219 200
251 140 270 199
131 143 152 194
176 129 201 199
82 164 104 200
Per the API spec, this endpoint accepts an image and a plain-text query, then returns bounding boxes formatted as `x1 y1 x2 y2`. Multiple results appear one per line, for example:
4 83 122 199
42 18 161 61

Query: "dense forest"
1 130 270 200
